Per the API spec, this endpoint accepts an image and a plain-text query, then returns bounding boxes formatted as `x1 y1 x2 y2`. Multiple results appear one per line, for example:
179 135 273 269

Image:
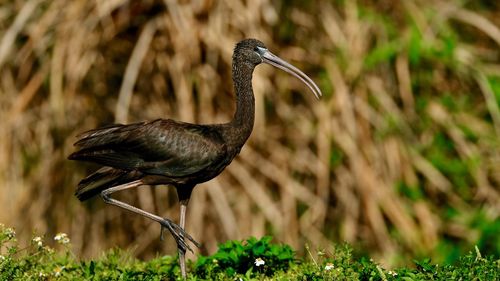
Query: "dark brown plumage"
69 38 321 278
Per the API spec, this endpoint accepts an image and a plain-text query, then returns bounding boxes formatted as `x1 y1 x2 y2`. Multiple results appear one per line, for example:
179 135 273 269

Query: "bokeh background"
1 0 499 267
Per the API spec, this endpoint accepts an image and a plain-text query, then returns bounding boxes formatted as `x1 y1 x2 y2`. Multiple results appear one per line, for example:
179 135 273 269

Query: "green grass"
1 225 498 280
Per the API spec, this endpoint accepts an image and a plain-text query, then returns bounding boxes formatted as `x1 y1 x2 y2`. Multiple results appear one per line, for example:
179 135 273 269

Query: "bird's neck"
228 60 255 147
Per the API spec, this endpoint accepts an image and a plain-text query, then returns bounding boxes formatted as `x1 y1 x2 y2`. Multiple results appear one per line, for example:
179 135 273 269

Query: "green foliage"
469 211 500 258
364 40 401 69
329 146 344 167
396 181 424 201
194 236 295 278
488 75 500 108
0 224 179 280
426 132 474 193
401 252 500 281
0 227 499 280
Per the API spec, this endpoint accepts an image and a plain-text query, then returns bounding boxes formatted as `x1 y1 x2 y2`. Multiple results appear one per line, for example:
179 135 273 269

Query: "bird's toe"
159 218 200 252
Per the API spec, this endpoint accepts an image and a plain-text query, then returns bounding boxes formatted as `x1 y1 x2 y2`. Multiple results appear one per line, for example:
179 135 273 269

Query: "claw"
160 218 201 253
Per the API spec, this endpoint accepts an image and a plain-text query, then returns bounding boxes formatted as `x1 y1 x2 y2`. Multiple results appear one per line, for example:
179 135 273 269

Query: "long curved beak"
260 48 322 99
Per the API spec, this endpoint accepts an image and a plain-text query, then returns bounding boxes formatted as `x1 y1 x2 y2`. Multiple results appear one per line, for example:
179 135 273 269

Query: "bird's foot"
159 218 201 253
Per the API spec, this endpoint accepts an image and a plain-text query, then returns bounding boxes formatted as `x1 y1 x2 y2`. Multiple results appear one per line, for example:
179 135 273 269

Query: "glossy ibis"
69 39 321 278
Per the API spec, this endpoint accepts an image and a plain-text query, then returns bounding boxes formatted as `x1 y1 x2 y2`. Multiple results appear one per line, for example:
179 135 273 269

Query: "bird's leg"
100 180 200 252
179 202 188 279
176 186 194 280
160 225 165 241
158 206 180 241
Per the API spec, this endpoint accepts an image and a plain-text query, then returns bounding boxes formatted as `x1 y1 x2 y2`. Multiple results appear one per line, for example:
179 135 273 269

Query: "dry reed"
0 0 499 266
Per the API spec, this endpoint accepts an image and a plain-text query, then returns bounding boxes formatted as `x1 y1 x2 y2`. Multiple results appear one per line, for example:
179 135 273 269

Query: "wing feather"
69 119 226 177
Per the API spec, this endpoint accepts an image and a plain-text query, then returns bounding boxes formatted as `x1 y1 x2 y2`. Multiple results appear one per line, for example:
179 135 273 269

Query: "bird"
68 38 322 279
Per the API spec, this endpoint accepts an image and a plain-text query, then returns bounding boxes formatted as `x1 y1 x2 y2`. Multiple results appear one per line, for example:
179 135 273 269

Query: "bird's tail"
75 167 132 201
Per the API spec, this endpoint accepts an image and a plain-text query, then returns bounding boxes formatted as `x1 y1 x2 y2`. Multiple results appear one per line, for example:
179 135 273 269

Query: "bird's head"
234 39 322 99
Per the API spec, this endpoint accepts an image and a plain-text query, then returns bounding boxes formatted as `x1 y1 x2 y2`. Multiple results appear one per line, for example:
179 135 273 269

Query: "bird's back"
69 119 230 199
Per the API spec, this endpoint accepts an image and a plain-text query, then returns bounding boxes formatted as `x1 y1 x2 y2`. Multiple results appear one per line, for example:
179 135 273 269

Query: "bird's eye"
254 46 266 54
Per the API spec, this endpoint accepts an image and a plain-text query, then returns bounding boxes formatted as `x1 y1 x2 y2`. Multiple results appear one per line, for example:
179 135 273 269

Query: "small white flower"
254 257 265 267
54 233 66 241
32 236 43 247
39 272 46 277
0 255 5 261
388 270 397 277
325 263 334 271
54 266 65 277
4 227 15 239
54 233 70 244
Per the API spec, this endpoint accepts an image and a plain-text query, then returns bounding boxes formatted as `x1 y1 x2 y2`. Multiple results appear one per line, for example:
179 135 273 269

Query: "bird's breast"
189 147 241 184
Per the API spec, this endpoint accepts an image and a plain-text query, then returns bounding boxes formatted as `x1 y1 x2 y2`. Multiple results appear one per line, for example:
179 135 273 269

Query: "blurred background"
0 0 499 267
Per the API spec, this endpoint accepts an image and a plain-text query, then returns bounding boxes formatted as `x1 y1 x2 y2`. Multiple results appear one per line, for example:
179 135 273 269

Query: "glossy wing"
69 119 226 177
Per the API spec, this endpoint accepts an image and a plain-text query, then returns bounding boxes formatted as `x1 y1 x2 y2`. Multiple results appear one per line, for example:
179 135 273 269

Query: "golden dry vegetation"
0 0 499 266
